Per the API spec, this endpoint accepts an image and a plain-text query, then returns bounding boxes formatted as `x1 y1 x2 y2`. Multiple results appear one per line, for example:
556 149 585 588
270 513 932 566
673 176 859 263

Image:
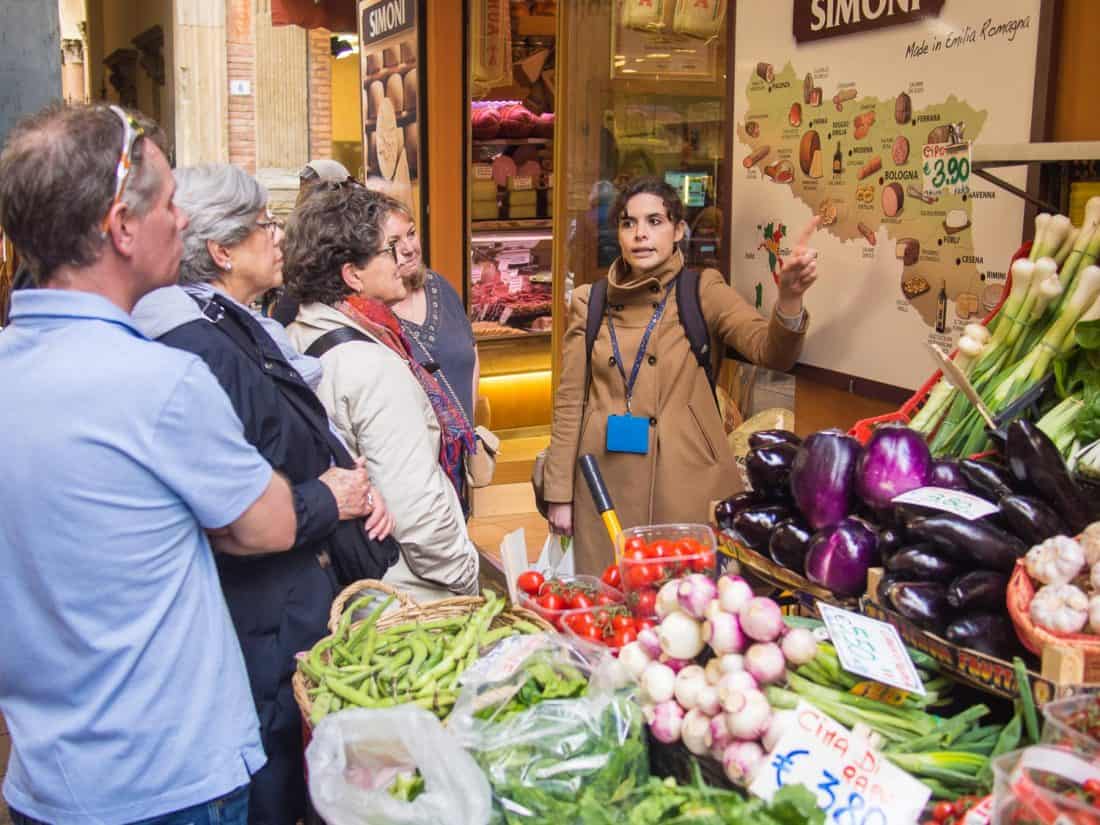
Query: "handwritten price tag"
750 701 931 825
892 486 999 520
922 141 971 197
818 603 925 696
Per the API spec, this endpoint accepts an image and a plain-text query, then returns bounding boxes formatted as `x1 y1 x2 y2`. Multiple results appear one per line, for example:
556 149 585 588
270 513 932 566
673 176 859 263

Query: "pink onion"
681 708 712 756
673 665 708 710
656 579 682 618
636 628 661 659
646 700 685 744
718 574 754 614
641 661 676 704
659 654 692 674
723 740 765 784
618 641 652 680
709 713 734 753
677 574 718 619
695 684 721 717
657 611 705 660
717 670 757 701
725 688 772 740
781 627 819 666
744 642 786 686
703 610 747 654
739 597 785 642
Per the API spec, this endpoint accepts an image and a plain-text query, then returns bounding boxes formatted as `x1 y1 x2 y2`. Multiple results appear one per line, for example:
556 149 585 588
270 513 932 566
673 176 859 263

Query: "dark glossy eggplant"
714 491 762 530
907 514 1026 572
885 546 960 581
999 495 1067 546
749 429 802 449
959 459 1016 502
930 459 968 491
1006 420 1092 534
876 526 906 559
946 570 1009 611
877 572 905 608
746 442 799 500
886 581 951 631
733 505 791 551
945 614 1020 659
768 519 814 571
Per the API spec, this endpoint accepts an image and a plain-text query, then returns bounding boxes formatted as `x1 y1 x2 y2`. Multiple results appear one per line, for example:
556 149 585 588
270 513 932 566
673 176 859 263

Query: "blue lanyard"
606 282 674 413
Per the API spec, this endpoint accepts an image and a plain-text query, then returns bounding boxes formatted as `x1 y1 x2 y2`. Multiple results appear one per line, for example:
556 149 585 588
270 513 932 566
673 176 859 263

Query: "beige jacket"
543 253 807 575
287 302 479 604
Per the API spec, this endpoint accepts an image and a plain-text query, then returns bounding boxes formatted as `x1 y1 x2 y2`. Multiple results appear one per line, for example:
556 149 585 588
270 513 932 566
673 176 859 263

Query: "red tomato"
569 592 594 610
626 563 658 590
582 624 602 642
635 617 657 632
622 546 648 563
537 591 565 612
611 614 634 631
612 627 638 647
632 588 657 616
595 592 617 606
647 539 673 558
600 563 622 589
565 612 596 632
623 535 647 557
932 802 955 822
1086 780 1100 795
517 570 544 596
690 549 716 573
675 537 702 557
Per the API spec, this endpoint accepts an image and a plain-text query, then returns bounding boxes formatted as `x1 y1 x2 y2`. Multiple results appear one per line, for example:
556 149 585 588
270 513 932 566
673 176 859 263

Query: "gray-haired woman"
131 164 400 825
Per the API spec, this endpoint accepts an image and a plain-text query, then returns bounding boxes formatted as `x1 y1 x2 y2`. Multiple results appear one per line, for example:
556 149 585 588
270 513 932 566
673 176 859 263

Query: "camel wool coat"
542 253 807 575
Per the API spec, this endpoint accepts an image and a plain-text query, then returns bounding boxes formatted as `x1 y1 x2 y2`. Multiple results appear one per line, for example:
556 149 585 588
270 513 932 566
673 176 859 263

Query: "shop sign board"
731 0 1046 390
818 603 926 695
358 0 424 227
750 700 931 824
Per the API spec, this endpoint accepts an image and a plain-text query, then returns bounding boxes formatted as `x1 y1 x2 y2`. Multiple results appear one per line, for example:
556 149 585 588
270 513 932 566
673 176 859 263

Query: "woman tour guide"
539 176 820 575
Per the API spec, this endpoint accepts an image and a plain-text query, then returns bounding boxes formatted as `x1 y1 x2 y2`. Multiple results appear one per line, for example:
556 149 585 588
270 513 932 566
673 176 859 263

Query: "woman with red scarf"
283 185 479 603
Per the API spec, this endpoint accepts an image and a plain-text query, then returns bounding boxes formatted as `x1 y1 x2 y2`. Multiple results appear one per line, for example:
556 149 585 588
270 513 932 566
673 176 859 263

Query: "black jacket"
155 291 398 825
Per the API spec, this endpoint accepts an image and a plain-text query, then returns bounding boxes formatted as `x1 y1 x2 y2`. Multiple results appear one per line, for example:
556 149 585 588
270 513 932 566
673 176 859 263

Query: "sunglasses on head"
100 105 145 235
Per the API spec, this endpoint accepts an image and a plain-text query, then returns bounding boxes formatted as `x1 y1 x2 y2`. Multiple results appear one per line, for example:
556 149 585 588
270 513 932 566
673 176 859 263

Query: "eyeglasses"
256 212 284 239
100 105 145 234
375 240 399 265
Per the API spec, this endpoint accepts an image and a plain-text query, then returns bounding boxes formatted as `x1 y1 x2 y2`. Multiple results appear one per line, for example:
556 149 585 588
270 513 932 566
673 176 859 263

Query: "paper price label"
891 486 999 520
750 701 931 825
922 141 971 197
818 603 925 696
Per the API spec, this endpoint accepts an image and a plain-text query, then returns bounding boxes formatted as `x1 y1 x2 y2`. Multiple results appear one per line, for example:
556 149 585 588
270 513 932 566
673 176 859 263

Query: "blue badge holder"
606 413 650 454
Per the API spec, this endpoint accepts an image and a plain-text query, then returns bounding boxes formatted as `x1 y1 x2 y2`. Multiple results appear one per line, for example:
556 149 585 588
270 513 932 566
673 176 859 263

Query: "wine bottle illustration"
936 280 948 333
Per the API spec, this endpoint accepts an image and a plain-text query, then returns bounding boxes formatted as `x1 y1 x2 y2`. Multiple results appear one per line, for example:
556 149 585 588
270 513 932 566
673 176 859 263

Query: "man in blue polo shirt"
0 106 298 824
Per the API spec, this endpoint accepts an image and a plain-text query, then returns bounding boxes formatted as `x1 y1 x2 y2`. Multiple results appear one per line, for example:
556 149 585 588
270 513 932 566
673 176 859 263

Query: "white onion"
739 597 785 642
781 627 819 666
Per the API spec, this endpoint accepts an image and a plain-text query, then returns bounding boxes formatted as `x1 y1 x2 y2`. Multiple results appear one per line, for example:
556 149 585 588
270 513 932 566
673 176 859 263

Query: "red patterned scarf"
338 296 475 502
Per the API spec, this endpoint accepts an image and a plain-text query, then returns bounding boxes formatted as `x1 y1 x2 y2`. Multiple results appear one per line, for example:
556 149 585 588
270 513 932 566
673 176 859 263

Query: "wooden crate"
863 568 1099 704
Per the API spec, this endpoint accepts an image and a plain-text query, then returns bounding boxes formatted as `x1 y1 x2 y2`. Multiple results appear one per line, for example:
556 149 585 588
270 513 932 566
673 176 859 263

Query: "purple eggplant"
804 516 879 597
959 459 1016 502
885 546 960 581
749 429 802 449
855 425 933 509
946 571 1009 612
946 614 1019 659
714 491 762 530
876 526 907 559
999 495 1067 546
1006 420 1091 534
907 514 1026 572
790 430 861 529
930 460 968 491
746 442 799 501
733 505 790 551
886 581 951 631
769 519 814 571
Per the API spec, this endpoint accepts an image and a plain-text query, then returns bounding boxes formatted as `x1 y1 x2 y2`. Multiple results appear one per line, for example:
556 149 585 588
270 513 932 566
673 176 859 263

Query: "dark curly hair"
608 176 685 230
283 183 403 306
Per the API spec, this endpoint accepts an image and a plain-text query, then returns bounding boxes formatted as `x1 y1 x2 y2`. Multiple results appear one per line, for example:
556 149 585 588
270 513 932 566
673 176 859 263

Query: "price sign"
750 701 931 825
818 603 925 695
892 486 999 520
922 141 971 197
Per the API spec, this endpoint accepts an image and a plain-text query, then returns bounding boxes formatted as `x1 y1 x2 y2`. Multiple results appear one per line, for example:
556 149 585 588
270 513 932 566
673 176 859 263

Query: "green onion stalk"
909 334 986 435
1037 394 1085 455
968 259 1036 386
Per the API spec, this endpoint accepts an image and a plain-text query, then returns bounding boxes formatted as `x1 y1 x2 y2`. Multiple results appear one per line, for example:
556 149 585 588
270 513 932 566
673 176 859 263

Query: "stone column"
61 38 87 104
173 0 228 165
0 2 61 144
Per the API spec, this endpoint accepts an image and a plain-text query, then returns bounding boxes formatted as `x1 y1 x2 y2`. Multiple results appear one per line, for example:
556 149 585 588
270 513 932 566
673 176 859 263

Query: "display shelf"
969 140 1100 212
472 218 553 233
472 137 552 147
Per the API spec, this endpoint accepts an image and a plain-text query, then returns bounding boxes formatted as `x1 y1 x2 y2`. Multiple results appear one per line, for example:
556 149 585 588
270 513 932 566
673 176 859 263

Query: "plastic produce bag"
306 706 492 825
449 635 646 824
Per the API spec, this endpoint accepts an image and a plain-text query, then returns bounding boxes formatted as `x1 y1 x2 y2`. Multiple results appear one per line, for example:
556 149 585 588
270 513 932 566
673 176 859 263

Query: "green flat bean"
327 676 377 708
337 595 379 641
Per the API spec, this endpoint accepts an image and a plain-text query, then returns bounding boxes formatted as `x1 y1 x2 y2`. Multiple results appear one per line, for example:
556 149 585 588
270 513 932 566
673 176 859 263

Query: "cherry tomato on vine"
569 592 594 610
600 563 622 589
632 588 657 616
537 591 564 612
612 627 638 647
517 570 544 596
623 536 647 557
595 592 617 606
932 802 955 822
647 539 673 559
611 614 635 632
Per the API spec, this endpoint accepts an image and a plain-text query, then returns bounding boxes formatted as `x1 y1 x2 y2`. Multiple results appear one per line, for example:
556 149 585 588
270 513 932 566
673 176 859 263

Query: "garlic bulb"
1030 583 1089 634
1025 536 1086 586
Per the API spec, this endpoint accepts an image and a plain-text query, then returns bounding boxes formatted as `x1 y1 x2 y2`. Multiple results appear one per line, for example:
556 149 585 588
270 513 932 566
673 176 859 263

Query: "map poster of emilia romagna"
731 0 1043 390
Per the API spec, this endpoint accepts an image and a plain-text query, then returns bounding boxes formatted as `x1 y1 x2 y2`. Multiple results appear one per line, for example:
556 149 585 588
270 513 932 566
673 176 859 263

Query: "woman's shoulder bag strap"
582 270 714 403
304 326 374 359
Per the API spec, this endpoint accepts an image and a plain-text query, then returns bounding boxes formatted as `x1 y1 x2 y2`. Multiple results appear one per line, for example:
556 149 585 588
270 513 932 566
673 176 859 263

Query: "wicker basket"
327 578 416 633
295 594 555 728
1006 560 1100 660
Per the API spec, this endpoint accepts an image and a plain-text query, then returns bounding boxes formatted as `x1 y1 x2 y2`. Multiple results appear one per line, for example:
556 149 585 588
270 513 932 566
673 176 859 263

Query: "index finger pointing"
796 216 821 248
